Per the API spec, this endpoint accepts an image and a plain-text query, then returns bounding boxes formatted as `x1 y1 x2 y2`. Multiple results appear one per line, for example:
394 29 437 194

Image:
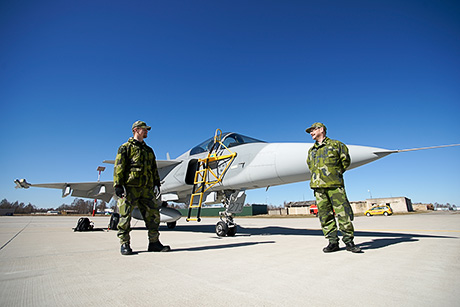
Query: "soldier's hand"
154 186 161 199
115 185 125 198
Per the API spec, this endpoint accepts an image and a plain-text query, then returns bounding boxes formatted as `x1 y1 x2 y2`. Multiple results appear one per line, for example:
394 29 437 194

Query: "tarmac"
0 211 459 307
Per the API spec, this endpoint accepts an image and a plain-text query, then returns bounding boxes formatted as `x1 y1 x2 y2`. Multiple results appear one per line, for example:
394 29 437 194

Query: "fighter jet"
15 129 459 236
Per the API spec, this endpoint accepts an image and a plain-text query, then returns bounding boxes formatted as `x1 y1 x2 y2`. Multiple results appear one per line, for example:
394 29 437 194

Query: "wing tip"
14 179 31 189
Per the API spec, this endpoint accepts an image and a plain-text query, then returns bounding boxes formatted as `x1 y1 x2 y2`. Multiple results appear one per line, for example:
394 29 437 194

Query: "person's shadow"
356 237 417 250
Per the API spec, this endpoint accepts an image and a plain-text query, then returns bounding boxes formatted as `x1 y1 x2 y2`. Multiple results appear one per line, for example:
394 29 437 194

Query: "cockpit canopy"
190 132 266 156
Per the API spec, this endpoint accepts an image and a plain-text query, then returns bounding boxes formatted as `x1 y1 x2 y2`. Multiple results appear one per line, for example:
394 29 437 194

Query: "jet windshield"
190 133 266 155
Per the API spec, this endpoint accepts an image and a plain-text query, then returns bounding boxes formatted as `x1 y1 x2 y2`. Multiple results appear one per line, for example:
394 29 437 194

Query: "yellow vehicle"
365 205 393 216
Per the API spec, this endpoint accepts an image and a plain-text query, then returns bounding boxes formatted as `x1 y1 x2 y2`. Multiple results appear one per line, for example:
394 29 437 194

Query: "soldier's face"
134 128 148 139
140 128 148 138
310 127 324 141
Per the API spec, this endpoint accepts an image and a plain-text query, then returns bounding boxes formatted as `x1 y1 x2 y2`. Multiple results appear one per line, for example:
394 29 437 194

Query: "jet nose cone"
347 145 390 170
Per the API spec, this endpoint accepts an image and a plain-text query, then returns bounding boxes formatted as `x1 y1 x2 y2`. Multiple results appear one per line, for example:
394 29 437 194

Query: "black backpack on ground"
74 217 93 232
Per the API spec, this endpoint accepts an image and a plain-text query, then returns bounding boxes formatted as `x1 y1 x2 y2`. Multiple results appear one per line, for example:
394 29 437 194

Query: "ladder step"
189 193 204 209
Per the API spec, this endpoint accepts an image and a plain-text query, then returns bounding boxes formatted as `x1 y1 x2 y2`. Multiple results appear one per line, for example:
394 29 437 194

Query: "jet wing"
14 159 183 203
14 179 115 202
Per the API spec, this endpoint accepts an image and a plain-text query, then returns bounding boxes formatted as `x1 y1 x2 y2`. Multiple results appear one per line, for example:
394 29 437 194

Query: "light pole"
97 166 106 182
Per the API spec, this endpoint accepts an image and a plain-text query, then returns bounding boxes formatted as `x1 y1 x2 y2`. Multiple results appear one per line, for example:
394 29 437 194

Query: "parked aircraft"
15 130 459 236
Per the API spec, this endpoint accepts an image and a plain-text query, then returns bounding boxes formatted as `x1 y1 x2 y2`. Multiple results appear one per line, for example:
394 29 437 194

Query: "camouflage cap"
306 122 326 133
132 120 151 131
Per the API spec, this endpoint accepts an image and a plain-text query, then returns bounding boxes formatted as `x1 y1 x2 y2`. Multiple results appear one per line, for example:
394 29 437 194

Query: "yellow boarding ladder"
186 129 236 222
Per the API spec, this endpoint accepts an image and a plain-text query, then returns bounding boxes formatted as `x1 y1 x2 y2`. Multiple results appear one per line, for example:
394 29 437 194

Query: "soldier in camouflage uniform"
306 122 362 253
113 120 171 255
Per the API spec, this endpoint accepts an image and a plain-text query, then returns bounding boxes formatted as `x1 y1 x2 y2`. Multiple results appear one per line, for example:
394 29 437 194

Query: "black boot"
323 242 340 253
148 241 171 252
345 241 362 253
120 243 133 255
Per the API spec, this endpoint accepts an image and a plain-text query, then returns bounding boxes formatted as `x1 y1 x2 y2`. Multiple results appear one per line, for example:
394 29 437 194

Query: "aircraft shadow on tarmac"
130 224 457 252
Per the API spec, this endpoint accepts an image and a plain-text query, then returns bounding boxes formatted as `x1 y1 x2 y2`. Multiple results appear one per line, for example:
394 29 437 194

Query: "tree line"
1 198 115 214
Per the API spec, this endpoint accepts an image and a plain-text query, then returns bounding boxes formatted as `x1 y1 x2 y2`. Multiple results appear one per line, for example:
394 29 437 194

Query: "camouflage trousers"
117 187 160 245
314 187 355 244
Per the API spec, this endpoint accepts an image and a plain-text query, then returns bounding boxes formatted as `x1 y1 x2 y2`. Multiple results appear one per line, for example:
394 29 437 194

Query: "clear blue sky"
1 1 459 209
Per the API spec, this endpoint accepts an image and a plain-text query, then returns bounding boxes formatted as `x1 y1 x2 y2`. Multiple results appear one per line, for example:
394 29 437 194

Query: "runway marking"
0 218 32 251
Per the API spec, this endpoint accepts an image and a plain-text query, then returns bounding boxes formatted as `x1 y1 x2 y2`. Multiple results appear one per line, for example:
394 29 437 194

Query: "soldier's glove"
154 186 161 199
115 185 125 198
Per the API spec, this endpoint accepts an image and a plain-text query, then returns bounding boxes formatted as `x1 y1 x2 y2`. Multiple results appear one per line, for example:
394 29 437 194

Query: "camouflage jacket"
113 137 161 189
307 137 351 188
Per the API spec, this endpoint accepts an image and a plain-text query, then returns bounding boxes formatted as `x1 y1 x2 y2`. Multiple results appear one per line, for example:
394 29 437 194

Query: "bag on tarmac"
109 213 120 230
73 217 93 232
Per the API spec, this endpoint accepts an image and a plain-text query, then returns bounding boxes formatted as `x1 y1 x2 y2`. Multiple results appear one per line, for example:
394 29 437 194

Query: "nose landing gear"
215 213 237 237
214 190 245 237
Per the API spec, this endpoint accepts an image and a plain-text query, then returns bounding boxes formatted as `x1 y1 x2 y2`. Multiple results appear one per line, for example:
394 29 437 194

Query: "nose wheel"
215 216 237 237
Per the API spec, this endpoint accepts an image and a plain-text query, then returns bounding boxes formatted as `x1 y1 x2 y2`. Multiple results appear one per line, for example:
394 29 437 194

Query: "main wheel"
366 212 371 217
216 221 228 237
383 212 389 216
167 221 177 229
